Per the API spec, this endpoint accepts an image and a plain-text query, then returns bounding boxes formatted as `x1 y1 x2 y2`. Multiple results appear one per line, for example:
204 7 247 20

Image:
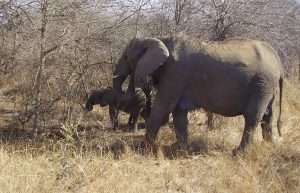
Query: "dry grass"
0 80 299 193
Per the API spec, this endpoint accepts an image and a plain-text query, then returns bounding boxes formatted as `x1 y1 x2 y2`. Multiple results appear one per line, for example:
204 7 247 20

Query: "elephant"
113 35 283 154
85 86 149 132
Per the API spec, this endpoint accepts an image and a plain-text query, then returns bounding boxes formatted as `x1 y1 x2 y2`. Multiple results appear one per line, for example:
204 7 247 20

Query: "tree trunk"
32 0 47 139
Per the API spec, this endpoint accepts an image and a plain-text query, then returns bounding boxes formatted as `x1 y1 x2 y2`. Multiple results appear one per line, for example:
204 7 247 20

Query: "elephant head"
113 38 169 98
85 87 115 111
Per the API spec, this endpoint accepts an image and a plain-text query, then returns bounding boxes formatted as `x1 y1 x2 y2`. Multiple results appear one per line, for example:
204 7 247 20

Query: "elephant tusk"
100 75 120 79
111 75 120 79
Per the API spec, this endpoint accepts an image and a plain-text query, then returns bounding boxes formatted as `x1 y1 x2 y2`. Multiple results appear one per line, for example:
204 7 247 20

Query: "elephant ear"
134 38 169 84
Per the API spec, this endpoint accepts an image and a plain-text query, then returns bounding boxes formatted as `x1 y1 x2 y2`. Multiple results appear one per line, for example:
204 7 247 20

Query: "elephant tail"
277 76 283 136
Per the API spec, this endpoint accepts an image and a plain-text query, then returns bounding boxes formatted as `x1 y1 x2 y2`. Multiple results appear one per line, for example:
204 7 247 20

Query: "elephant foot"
163 142 190 159
128 125 138 133
143 135 158 153
232 144 254 156
143 141 158 156
261 123 273 142
171 141 189 151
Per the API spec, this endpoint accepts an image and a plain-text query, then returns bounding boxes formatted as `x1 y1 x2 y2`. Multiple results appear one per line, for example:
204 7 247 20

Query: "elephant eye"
124 55 128 60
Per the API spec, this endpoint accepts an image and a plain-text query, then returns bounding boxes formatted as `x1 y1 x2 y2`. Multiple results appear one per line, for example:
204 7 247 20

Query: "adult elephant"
113 35 283 154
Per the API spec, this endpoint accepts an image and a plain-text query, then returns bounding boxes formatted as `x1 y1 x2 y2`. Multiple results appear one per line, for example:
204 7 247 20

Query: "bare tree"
0 0 298 138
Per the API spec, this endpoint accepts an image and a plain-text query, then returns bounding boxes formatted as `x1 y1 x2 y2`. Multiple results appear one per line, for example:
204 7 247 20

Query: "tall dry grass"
0 80 299 193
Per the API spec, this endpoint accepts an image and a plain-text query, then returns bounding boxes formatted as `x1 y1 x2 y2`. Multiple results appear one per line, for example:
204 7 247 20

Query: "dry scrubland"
0 0 298 192
0 80 299 193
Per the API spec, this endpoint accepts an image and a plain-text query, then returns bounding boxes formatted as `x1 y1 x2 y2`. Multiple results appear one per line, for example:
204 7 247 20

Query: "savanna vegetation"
0 0 299 192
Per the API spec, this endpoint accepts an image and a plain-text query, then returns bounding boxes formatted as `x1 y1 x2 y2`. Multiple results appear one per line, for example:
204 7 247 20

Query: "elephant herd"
86 34 283 154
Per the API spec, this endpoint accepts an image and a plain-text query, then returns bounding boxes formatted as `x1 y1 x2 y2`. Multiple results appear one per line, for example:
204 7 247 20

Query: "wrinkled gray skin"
113 35 283 154
85 87 149 132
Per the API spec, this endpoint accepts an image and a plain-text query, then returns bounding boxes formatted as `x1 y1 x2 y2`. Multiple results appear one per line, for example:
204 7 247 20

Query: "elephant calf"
85 87 148 132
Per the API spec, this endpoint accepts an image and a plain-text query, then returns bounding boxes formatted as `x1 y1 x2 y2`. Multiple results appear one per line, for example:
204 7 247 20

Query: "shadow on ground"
103 136 210 160
0 122 210 160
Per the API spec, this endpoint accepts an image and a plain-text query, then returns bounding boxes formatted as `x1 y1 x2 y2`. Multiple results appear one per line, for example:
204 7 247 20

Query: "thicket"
0 0 299 134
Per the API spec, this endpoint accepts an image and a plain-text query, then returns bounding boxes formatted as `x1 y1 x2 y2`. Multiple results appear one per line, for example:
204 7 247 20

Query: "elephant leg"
234 95 270 155
145 72 184 149
206 111 214 130
172 108 188 145
261 96 275 142
128 114 133 126
140 109 148 129
162 115 169 126
238 117 260 152
145 99 170 146
130 115 139 132
128 113 138 132
144 93 152 119
109 106 118 130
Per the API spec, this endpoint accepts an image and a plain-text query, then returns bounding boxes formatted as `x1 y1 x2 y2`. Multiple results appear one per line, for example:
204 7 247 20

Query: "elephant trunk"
113 73 139 105
112 75 127 98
